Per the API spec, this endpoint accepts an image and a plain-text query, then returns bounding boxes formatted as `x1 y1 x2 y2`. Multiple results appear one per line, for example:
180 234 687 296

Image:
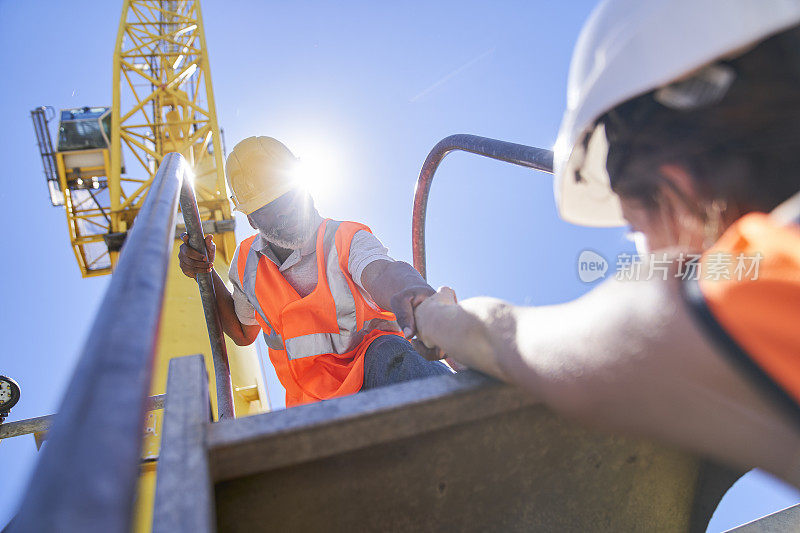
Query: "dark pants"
362 334 453 390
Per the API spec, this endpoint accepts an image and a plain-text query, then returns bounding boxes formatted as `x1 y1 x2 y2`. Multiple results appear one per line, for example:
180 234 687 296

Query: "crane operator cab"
55 106 113 190
57 106 111 151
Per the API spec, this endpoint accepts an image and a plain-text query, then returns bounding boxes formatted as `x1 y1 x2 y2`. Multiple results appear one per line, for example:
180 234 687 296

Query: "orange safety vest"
233 219 402 407
682 210 800 422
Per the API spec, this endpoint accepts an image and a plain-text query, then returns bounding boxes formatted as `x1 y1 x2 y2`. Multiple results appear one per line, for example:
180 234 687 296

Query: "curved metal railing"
412 134 554 279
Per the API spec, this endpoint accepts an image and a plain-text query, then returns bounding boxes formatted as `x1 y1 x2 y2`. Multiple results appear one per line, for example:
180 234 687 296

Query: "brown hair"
600 24 800 234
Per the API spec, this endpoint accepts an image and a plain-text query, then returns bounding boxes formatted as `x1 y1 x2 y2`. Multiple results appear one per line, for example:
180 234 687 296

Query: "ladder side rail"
179 179 235 419
152 355 214 533
8 153 188 533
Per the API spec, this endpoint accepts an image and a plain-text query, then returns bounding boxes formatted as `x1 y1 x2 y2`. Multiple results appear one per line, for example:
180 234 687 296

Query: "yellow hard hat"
225 136 297 214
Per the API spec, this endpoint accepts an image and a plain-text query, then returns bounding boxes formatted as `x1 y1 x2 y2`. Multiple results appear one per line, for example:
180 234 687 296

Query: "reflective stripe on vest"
284 333 335 359
236 235 284 350
284 317 399 360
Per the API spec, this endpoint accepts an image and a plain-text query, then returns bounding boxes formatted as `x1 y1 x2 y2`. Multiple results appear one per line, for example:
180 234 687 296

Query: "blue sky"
1 0 798 530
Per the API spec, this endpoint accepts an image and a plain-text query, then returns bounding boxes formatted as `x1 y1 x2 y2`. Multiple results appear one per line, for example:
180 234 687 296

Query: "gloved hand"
390 285 437 339
178 233 215 278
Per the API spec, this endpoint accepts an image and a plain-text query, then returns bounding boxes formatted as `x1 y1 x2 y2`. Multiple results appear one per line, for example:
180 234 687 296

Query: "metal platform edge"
206 370 535 482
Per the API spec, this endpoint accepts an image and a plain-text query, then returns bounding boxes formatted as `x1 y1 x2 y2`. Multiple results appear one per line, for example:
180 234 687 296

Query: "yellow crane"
29 1 269 531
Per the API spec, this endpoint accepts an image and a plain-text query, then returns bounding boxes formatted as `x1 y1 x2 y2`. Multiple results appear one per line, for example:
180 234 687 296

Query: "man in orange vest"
179 136 451 407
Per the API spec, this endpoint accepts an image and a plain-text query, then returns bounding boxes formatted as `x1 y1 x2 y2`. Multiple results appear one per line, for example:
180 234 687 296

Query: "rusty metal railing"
412 134 554 279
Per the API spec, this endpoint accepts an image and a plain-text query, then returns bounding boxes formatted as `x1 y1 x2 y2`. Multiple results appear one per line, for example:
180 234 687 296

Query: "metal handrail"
412 134 554 279
0 395 166 440
179 178 235 419
8 152 232 532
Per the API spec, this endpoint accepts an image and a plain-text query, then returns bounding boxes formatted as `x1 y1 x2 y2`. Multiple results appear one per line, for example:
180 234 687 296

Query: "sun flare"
288 138 345 205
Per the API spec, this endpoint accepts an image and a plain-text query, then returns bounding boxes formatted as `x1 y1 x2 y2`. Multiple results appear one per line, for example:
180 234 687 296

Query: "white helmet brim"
554 0 800 227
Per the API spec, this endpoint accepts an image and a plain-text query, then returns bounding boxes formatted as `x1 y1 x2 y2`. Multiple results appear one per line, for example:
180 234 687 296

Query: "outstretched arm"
361 259 435 338
414 276 800 485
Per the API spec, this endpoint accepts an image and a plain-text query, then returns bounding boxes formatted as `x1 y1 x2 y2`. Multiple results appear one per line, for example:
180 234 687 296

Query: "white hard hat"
553 0 800 227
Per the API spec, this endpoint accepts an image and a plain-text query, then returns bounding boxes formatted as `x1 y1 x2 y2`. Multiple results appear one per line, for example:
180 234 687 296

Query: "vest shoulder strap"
235 234 259 288
234 234 278 334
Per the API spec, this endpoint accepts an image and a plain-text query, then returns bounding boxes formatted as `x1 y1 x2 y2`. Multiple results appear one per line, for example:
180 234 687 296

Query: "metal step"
155 355 739 533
